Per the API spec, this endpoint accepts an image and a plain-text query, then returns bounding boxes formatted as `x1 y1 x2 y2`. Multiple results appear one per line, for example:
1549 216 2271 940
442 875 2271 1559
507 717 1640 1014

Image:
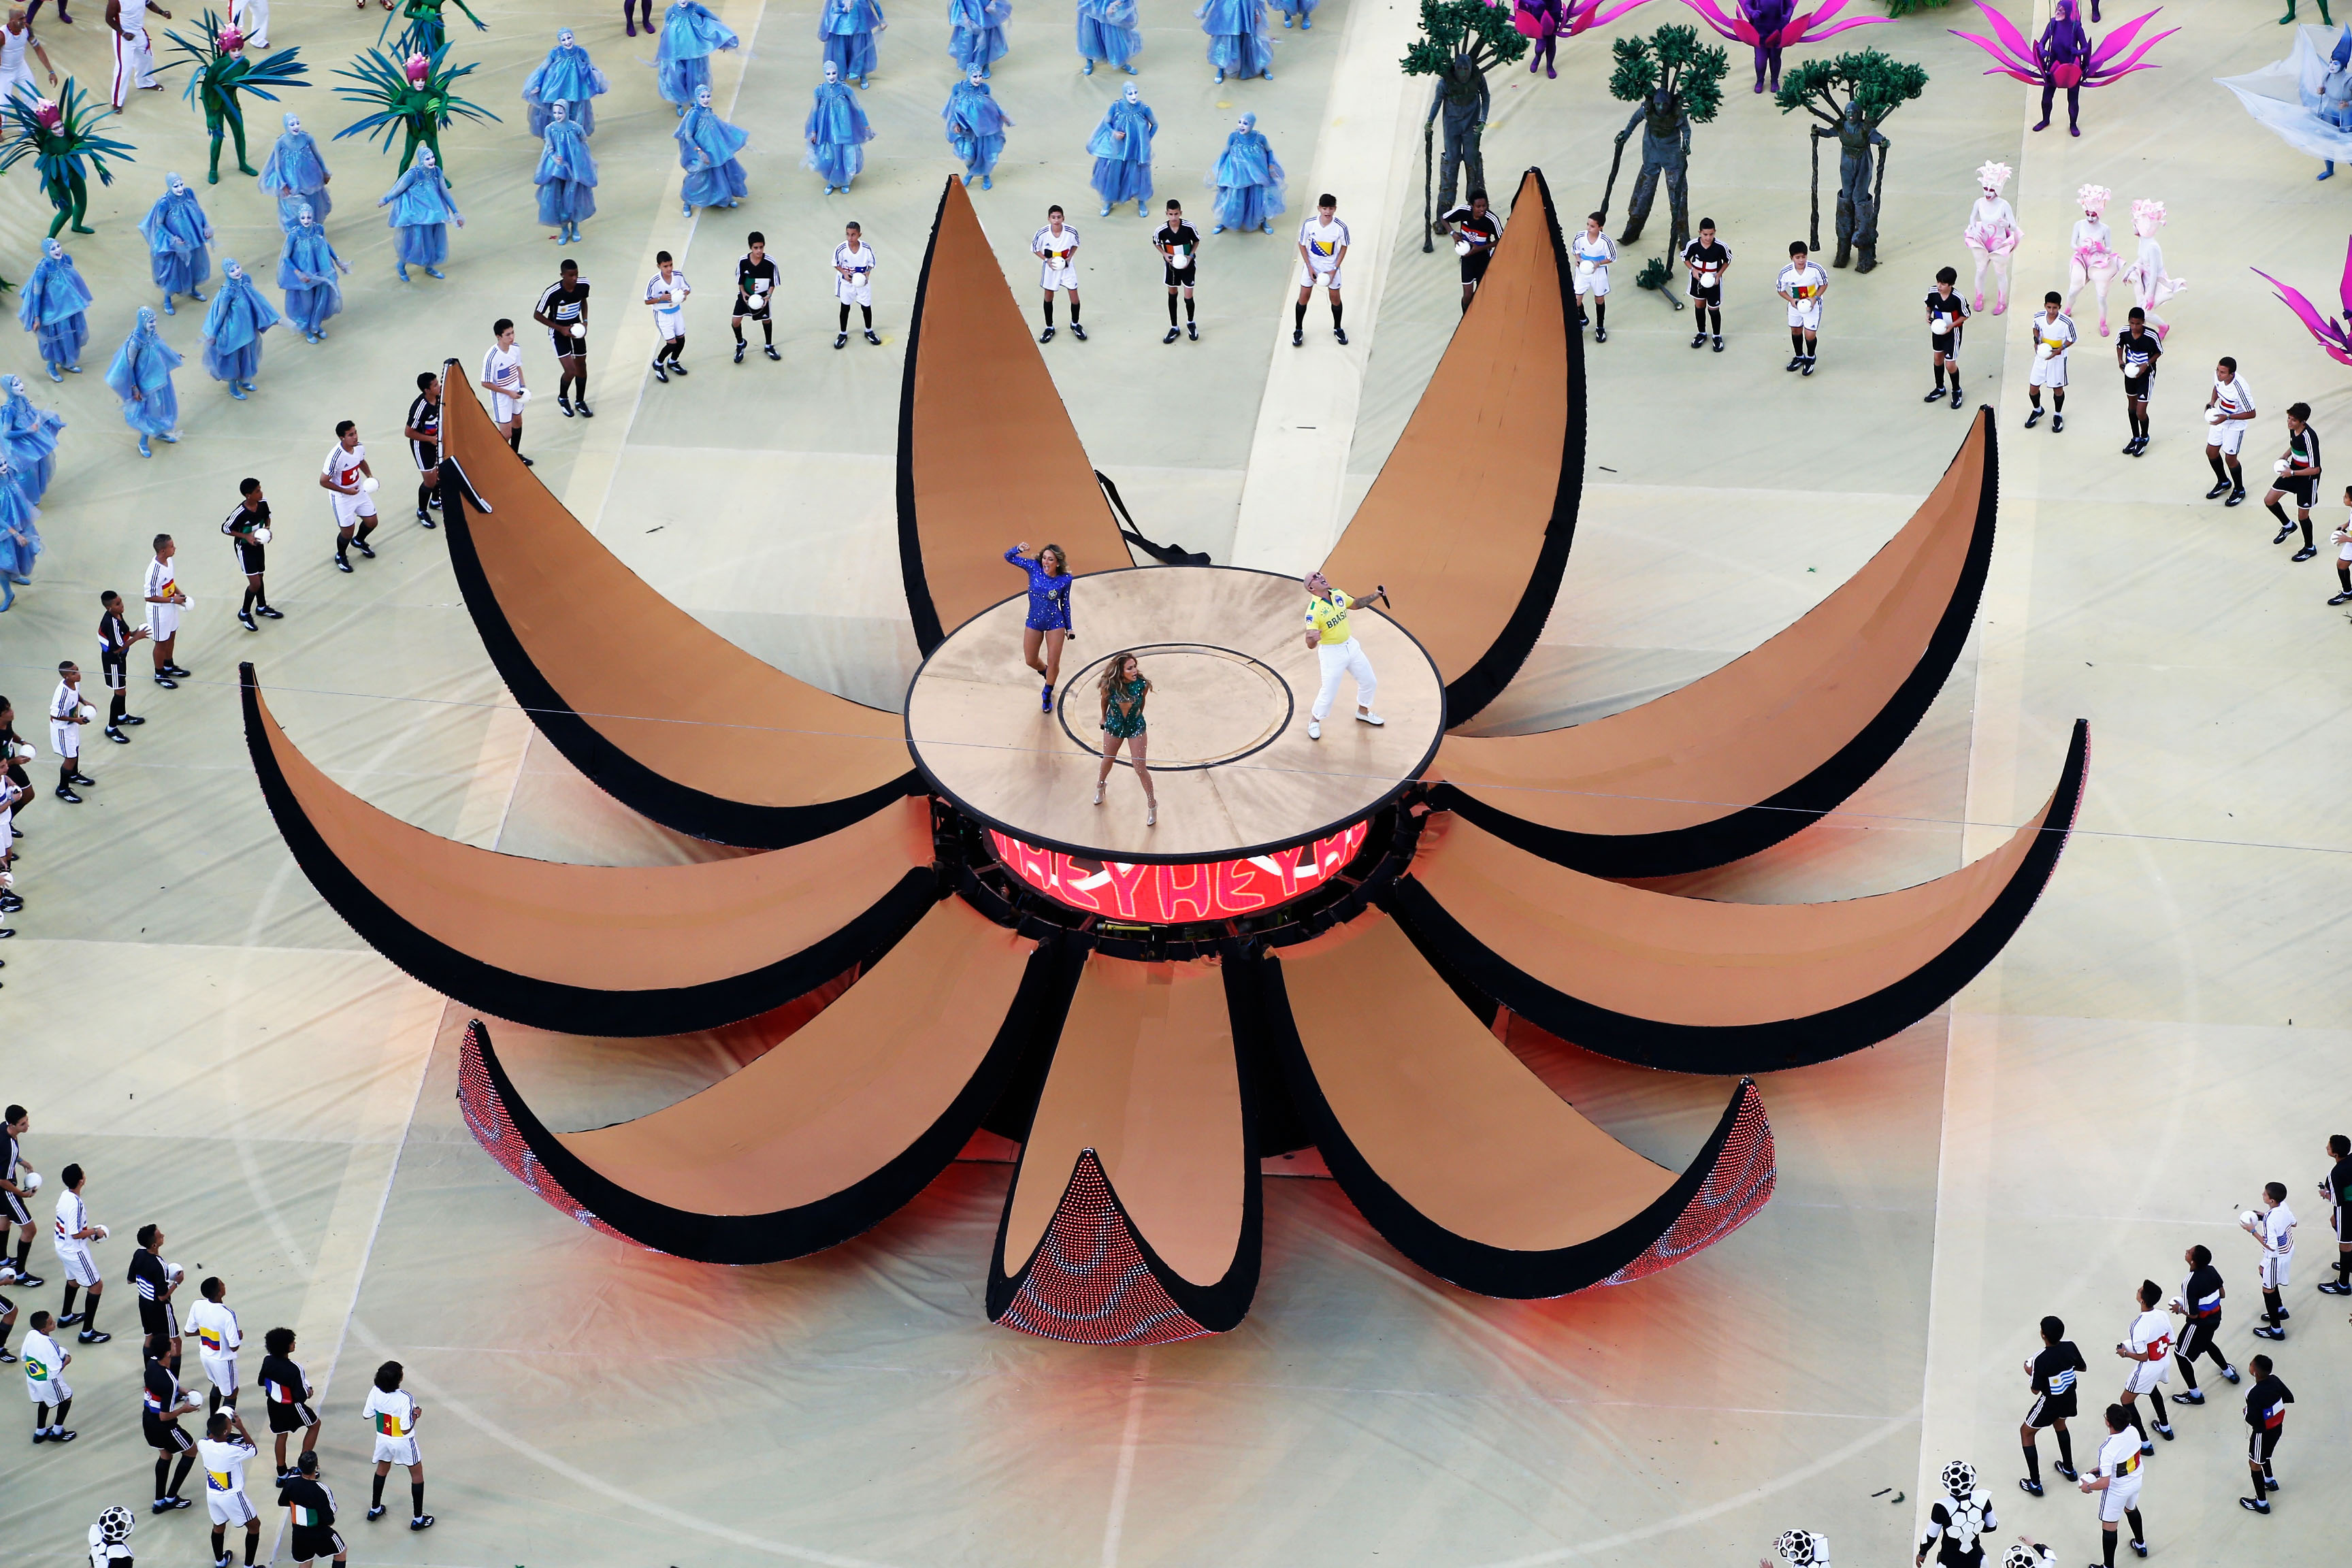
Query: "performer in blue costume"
18 238 91 383
949 0 1011 76
378 146 464 282
278 204 348 344
522 27 609 136
257 112 331 228
1089 80 1156 216
0 376 66 506
1209 110 1284 233
1076 0 1141 73
804 61 875 193
1281 0 1314 27
676 83 748 214
1197 0 1273 82
140 175 215 318
105 308 183 458
656 0 738 114
819 0 887 88
536 101 598 242
200 259 278 399
0 466 36 610
943 69 1011 188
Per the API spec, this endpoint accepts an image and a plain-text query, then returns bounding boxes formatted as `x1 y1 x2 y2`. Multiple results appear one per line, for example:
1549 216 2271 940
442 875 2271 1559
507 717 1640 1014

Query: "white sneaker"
1356 711 1385 726
1307 719 1321 740
1093 781 1105 806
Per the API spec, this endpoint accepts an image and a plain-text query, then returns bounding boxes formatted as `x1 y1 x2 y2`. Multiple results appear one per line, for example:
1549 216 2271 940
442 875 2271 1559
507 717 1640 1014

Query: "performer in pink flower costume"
2065 184 2122 336
1680 0 1884 95
1961 160 2019 316
2119 197 2185 341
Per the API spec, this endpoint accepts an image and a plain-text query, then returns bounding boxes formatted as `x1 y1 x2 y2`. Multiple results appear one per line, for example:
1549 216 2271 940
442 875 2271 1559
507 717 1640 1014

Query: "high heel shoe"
1093 781 1105 806
1145 802 1156 827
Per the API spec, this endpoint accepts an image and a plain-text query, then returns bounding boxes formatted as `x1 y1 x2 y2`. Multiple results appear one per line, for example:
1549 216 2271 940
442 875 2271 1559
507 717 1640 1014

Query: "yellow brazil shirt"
1306 591 1353 646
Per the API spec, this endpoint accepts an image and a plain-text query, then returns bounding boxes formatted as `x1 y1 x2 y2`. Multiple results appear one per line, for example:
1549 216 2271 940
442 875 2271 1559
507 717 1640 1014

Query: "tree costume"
333 43 495 177
1208 109 1283 232
0 80 133 235
0 374 67 505
1196 0 1273 82
105 306 182 457
380 0 483 62
1076 0 1141 74
1088 80 1155 216
522 28 607 137
942 69 1009 186
377 144 462 280
1405 0 1526 225
160 12 307 185
139 172 214 311
1774 47 1923 272
1951 0 2173 138
818 0 885 88
277 202 347 342
199 257 276 397
1681 0 1883 93
256 111 329 223
1600 24 1726 275
655 0 737 112
16 239 91 379
804 60 874 192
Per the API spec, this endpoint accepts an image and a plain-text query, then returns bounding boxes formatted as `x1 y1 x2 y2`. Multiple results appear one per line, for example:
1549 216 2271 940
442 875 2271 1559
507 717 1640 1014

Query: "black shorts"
2335 1201 2351 1242
0 1291 12 1316
234 538 265 576
1688 281 1721 305
2250 1424 2282 1463
2027 1388 2078 1428
2123 371 2153 399
140 1300 178 1340
265 1398 319 1434
1460 251 1493 285
733 294 771 320
2277 474 2319 508
1931 331 1957 356
1164 263 1198 289
101 656 127 693
145 1416 194 1454
2178 1316 2221 1362
410 440 439 474
549 329 587 358
1 1189 25 1226
290 1524 345 1563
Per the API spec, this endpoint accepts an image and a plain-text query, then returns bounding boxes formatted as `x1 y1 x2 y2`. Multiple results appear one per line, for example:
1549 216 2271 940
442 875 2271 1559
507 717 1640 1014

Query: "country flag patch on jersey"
1309 237 1338 258
207 1468 235 1492
292 1504 325 1526
1791 282 1820 299
2115 1451 2141 1476
2261 1400 2287 1428
373 1409 410 1436
264 1377 297 1403
199 1326 225 1353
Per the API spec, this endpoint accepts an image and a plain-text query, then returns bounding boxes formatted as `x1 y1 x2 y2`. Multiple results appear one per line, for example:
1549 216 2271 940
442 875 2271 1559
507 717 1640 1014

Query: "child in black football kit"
2018 1314 2087 1495
2115 307 2160 455
1155 200 1202 342
223 479 278 632
1925 267 1969 410
2165 1243 2236 1407
732 231 780 363
2238 1354 2291 1514
95 592 148 741
1681 218 1729 350
143 1345 199 1513
2319 1132 2352 1292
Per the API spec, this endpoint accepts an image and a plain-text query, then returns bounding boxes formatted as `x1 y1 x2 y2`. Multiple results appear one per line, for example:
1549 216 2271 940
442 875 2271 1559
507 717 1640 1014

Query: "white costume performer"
230 0 267 49
110 10 156 111
1301 576 1380 738
2119 198 2184 340
0 18 51 105
1961 161 2019 316
2065 184 2121 336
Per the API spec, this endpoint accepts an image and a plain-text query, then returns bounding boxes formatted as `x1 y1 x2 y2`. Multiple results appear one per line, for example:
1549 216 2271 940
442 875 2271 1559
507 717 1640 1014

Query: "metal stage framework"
238 169 2086 1345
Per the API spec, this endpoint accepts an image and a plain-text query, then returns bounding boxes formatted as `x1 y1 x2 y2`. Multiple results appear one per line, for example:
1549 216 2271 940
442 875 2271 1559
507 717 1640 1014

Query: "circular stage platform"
904 566 1445 863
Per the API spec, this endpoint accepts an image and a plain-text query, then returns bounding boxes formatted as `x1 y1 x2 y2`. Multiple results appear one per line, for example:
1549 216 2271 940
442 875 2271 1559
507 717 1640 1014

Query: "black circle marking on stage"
1051 642 1296 772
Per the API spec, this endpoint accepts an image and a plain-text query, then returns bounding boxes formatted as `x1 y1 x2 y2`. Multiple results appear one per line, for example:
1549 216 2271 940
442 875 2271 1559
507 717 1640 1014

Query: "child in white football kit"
186 1275 240 1416
1034 206 1085 342
48 660 93 804
363 1358 431 1531
2112 1279 2175 1452
1777 240 1828 376
1293 195 1350 346
2078 1403 2148 1567
52 1162 109 1343
199 1407 263 1567
2246 1181 2295 1339
2329 486 2352 605
1571 210 1614 342
140 532 190 688
646 250 691 381
833 222 880 348
2203 357 2255 505
2023 292 2076 432
21 1309 71 1441
478 318 530 466
319 421 376 574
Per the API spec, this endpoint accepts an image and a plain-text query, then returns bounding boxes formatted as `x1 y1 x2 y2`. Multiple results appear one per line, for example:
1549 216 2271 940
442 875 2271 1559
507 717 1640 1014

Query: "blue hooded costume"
0 468 39 604
536 107 599 236
18 242 93 378
0 376 65 505
257 114 333 228
139 176 216 310
1209 112 1284 232
949 0 1011 74
943 72 1009 186
201 261 279 393
1075 0 1141 71
1088 86 1156 212
523 28 611 136
676 86 749 212
819 0 886 88
656 0 740 111
804 62 877 191
380 150 464 277
1197 0 1273 81
278 205 348 341
105 308 182 453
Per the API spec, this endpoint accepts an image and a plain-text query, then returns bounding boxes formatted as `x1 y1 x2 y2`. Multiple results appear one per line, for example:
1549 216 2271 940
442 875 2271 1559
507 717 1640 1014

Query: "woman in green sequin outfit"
1092 649 1157 826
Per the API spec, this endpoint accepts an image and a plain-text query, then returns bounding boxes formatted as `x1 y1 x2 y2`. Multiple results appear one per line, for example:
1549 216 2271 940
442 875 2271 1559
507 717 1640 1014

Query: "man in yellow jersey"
1300 570 1385 741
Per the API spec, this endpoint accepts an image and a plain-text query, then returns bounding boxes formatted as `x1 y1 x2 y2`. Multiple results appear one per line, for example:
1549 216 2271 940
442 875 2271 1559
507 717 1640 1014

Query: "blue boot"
397 263 410 282
229 382 246 399
162 295 176 315
1083 57 1094 72
424 265 446 279
138 434 152 457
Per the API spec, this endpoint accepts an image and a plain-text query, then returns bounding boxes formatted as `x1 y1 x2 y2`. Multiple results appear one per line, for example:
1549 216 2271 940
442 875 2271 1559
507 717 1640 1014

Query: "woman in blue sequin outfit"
1004 540 1073 710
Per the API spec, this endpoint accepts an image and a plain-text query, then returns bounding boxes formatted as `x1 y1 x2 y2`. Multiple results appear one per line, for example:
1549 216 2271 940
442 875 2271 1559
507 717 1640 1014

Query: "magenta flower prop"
1680 0 1883 53
1950 0 2173 92
2253 244 2352 368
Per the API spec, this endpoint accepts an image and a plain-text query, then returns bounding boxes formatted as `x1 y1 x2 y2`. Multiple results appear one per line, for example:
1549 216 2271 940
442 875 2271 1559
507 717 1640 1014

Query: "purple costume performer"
1514 0 1654 77
1680 0 1884 93
1952 0 2174 138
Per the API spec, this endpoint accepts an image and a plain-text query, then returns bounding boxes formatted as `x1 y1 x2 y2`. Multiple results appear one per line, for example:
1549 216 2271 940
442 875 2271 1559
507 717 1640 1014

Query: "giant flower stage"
239 170 2085 1345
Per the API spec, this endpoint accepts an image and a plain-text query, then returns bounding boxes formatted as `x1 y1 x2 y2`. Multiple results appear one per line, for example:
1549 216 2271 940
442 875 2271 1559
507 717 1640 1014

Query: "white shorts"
2029 353 2069 389
26 1371 68 1403
2098 1474 2142 1524
331 491 377 529
2214 419 2249 457
1787 299 1823 330
372 1432 421 1467
1572 262 1609 298
199 1352 237 1396
836 274 873 307
54 1242 97 1288
1041 261 1079 292
147 603 180 641
2123 1356 2168 1395
206 1488 258 1527
48 721 78 762
1299 263 1343 292
2261 1252 2290 1290
489 391 521 425
2336 536 2352 563
653 308 685 342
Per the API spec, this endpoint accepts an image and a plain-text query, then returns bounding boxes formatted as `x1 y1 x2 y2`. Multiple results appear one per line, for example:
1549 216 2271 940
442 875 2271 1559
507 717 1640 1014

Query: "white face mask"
550 101 567 122
284 114 301 134
1122 82 1139 104
167 174 187 195
419 148 437 168
696 84 713 107
556 27 574 44
823 60 840 83
968 70 986 86
297 206 314 227
225 259 244 280
42 238 61 259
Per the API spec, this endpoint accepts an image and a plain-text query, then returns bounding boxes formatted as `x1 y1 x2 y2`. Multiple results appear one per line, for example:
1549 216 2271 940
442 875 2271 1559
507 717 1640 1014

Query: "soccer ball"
97 1504 135 1544
360 476 380 494
20 1170 39 1195
1774 1529 1823 1565
252 527 273 545
2240 1209 2260 1228
2274 457 2292 476
1454 236 1473 257
2004 1546 2043 1568
2205 406 2225 425
570 322 585 338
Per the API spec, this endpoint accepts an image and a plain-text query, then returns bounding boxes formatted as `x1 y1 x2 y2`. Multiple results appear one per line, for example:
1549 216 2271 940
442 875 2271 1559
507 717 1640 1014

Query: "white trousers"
231 0 268 46
110 26 152 110
1311 638 1375 722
